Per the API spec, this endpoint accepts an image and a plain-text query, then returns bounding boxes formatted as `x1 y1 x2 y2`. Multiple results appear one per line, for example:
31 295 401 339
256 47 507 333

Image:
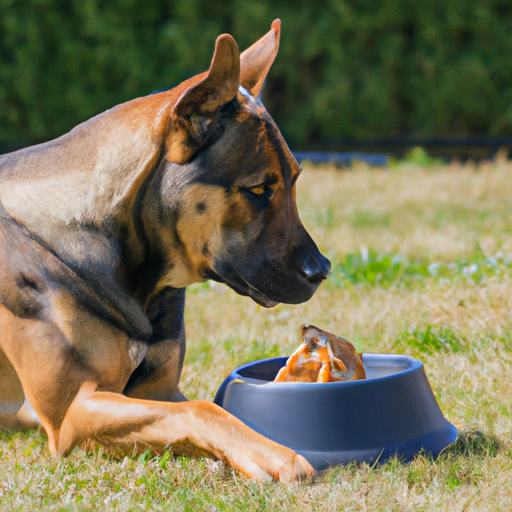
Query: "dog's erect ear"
168 34 240 163
240 19 281 98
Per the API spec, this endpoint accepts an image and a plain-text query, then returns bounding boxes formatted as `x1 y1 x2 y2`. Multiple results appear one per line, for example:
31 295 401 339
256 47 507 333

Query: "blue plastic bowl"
214 354 457 471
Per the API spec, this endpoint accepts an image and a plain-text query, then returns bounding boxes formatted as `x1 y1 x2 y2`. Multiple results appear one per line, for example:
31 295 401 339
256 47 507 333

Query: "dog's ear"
240 19 281 98
168 34 240 163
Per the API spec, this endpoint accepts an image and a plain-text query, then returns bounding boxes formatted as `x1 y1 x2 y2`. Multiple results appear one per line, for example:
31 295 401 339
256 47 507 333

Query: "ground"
1 158 512 511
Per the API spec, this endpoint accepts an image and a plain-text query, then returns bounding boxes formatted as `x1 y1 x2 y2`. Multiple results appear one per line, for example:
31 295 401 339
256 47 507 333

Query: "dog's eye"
249 186 266 196
241 185 274 210
245 185 274 199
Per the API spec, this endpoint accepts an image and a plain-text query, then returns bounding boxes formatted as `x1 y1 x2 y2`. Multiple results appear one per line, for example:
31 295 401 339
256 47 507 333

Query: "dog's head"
145 21 330 307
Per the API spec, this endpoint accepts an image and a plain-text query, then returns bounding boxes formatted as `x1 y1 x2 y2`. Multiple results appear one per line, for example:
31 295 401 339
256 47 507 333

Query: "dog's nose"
300 252 331 284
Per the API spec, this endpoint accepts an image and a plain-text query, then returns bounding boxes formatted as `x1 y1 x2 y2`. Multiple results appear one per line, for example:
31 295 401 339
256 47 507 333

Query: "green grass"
2 161 512 510
327 249 512 288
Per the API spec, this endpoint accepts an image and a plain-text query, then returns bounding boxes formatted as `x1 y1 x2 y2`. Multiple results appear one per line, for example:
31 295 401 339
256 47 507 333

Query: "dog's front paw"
229 445 315 483
274 452 316 484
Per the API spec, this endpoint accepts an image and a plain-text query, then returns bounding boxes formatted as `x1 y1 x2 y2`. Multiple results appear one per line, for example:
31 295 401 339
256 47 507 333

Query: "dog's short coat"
0 20 331 482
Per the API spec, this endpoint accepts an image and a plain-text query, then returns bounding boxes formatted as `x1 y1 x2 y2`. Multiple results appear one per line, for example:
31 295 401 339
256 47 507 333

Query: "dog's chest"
127 340 148 370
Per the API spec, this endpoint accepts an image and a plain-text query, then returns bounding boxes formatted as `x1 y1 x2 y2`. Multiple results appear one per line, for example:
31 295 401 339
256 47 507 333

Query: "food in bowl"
274 324 366 382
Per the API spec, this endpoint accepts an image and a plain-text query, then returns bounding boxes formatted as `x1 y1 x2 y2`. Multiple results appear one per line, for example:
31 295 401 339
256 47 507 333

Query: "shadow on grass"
0 427 46 443
443 429 502 458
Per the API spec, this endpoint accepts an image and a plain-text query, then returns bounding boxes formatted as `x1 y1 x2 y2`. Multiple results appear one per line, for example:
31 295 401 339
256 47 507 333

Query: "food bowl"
214 354 457 471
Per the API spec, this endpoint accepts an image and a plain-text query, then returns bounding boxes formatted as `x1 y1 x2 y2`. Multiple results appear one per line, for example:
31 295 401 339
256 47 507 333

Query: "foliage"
401 146 445 167
1 0 512 150
328 249 512 288
394 324 464 355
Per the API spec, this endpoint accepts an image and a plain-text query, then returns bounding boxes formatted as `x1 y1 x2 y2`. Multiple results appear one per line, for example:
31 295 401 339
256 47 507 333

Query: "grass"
2 159 512 510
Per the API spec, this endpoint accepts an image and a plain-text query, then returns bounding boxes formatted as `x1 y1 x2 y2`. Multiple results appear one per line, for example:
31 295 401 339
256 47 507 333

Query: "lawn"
1 159 512 511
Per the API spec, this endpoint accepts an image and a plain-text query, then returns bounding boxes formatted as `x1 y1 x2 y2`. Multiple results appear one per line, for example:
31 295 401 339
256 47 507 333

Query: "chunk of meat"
275 324 366 382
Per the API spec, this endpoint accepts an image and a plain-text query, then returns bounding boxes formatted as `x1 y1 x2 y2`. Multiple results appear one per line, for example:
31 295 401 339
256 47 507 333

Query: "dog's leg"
0 297 313 482
58 383 314 483
116 290 314 481
123 288 187 402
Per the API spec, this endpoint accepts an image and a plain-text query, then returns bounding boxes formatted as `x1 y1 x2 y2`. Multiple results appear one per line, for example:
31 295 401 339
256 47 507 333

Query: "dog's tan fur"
0 21 330 482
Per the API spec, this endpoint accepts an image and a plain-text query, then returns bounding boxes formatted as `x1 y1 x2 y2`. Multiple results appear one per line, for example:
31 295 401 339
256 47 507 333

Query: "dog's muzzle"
205 247 331 308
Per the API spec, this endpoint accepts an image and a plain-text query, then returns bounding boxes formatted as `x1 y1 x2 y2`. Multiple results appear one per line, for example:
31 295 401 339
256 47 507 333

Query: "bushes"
1 0 512 149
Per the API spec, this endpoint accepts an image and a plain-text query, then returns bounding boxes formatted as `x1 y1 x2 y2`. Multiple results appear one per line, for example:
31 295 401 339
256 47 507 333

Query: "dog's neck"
0 91 196 307
0 92 179 229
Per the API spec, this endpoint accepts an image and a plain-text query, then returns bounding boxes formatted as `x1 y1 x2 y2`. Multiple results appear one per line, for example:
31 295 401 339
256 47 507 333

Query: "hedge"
1 0 512 150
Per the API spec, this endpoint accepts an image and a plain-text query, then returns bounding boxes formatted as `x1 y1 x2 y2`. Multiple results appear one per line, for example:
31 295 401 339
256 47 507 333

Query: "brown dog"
275 325 366 383
0 21 331 482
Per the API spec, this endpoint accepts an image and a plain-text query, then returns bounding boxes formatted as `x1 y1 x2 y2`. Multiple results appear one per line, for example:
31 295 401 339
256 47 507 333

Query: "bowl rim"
227 353 424 389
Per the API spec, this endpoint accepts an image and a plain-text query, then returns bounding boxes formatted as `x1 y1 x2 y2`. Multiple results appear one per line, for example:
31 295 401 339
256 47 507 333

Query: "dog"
0 20 331 482
274 325 366 383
